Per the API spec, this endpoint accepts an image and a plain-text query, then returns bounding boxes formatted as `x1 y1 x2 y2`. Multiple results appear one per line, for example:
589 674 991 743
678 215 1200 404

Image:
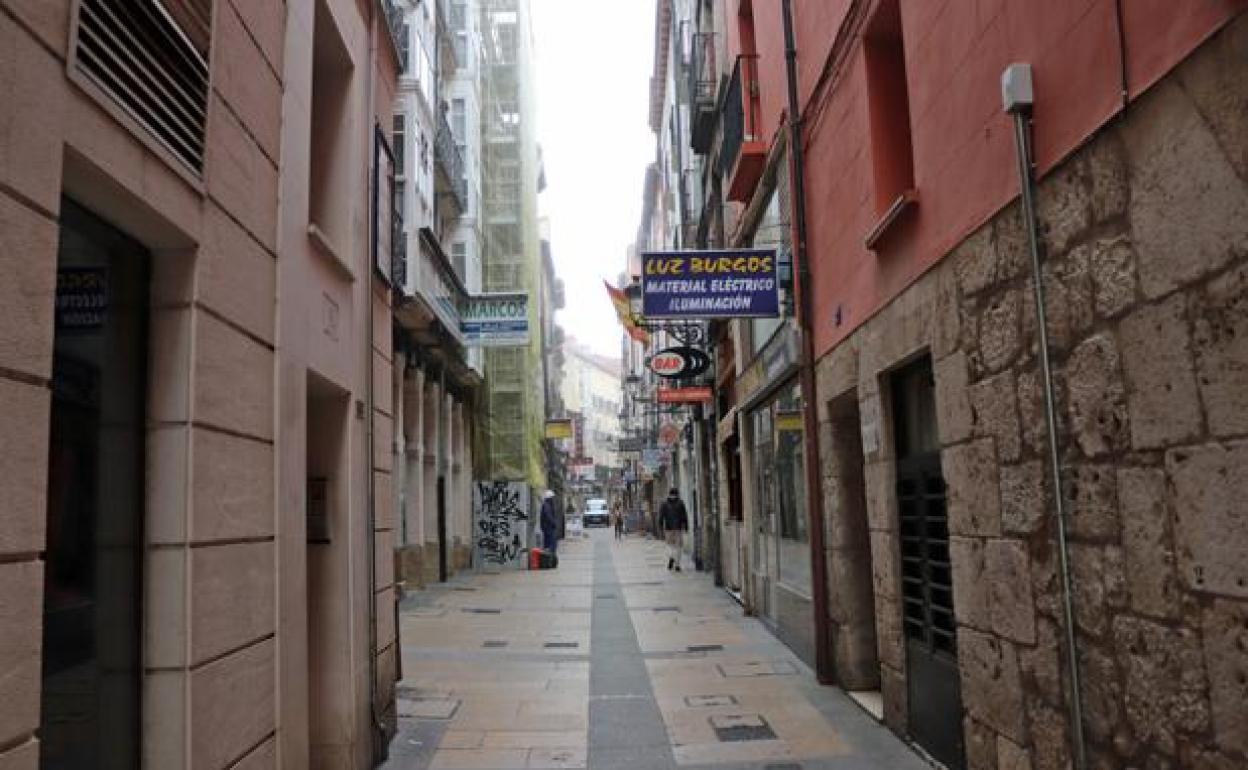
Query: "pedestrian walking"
540 490 560 557
613 502 625 540
659 488 689 571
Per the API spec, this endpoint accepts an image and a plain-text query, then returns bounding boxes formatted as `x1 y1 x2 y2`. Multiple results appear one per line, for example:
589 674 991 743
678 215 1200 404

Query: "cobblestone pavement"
381 530 931 770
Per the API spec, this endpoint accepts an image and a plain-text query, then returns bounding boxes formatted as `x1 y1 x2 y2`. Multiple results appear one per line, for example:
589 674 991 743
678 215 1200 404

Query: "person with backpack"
659 488 689 571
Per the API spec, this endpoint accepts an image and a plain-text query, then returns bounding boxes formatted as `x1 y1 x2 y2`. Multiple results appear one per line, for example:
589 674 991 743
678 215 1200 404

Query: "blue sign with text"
641 249 780 319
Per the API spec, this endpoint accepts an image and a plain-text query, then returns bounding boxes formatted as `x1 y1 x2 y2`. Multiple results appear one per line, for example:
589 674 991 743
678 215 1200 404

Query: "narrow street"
382 531 927 770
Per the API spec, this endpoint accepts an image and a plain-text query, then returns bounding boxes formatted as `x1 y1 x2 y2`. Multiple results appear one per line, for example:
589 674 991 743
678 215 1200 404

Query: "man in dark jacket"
539 490 559 556
658 488 689 571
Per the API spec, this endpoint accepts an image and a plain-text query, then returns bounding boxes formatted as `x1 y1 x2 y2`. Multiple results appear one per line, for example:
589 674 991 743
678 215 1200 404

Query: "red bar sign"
657 386 713 404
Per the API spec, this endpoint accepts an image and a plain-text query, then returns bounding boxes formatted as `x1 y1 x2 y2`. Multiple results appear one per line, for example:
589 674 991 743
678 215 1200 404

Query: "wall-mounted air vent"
74 0 212 174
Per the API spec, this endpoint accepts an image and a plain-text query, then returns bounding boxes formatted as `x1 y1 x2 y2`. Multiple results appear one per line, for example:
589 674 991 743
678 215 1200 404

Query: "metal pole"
782 0 833 685
1009 106 1088 770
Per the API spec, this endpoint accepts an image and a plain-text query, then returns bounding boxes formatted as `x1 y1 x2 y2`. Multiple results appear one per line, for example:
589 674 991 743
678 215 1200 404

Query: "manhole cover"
687 644 724 653
482 640 508 648
543 641 579 649
462 608 502 614
710 713 776 742
685 694 737 707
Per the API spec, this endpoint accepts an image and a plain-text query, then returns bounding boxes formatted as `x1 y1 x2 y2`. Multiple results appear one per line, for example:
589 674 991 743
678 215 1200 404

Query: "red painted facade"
729 0 1247 357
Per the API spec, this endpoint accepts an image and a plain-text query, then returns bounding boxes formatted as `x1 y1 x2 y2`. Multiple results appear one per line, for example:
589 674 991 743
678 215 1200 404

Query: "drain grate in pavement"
397 697 461 720
710 713 776 742
451 586 478 592
482 640 509 648
687 644 725 653
461 607 502 614
685 694 737 707
543 641 579 649
596 593 616 599
653 606 680 613
764 764 804 770
717 660 797 678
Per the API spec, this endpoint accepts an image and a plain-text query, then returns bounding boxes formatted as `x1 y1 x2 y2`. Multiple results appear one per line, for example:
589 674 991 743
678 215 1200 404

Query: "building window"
309 0 355 254
748 184 785 354
398 21 410 71
863 0 915 216
451 241 467 279
452 98 466 139
393 113 406 174
749 379 811 594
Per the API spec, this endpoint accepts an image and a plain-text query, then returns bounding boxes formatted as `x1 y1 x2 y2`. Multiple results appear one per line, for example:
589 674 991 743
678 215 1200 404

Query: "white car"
583 498 609 527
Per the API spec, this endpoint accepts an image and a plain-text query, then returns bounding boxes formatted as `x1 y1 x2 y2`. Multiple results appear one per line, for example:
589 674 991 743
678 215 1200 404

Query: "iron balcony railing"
434 110 467 212
689 32 717 153
718 54 760 177
398 227 467 344
436 0 458 69
382 0 404 55
391 209 407 287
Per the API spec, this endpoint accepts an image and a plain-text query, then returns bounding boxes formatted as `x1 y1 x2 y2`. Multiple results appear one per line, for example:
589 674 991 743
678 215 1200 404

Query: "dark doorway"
306 372 350 764
437 476 448 582
41 200 148 770
891 357 964 769
826 391 880 697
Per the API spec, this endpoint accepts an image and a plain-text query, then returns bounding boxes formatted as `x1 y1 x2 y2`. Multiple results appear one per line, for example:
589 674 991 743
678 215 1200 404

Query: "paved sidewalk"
381 530 930 770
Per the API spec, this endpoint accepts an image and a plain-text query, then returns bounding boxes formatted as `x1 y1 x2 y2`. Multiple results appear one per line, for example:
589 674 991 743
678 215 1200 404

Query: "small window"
452 98 466 139
451 241 467 279
398 22 410 71
393 114 406 174
863 0 915 217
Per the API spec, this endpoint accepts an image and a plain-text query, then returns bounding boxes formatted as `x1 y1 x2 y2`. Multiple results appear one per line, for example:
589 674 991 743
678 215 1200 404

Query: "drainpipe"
782 0 833 685
1003 63 1087 770
364 1 387 759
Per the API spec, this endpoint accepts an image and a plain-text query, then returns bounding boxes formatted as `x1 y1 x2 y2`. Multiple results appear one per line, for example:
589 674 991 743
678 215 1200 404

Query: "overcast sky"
532 0 653 360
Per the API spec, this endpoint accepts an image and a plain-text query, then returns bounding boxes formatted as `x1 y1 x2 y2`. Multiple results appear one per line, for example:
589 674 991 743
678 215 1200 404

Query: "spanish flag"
604 280 650 345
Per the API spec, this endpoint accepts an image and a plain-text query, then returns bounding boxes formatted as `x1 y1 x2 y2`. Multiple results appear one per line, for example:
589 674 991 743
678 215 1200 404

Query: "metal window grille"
74 0 211 174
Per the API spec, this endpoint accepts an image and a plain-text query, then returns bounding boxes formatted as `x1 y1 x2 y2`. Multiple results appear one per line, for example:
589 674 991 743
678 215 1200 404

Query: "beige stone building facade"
1 0 402 767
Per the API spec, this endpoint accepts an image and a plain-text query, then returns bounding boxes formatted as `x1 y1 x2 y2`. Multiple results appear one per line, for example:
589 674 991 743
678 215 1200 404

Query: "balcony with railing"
688 31 717 154
436 0 458 71
394 225 468 347
719 54 766 203
434 110 467 213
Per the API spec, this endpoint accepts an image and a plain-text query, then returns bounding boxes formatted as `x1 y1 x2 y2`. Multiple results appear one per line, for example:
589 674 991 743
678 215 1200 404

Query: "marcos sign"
461 292 529 347
647 346 711 379
641 249 780 319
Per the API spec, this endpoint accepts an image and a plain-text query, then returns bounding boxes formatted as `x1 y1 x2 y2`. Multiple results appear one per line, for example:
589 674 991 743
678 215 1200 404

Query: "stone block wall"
814 14 1247 769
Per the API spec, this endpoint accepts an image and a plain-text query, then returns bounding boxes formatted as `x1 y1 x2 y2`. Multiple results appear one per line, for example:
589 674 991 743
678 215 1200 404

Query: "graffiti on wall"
473 481 529 567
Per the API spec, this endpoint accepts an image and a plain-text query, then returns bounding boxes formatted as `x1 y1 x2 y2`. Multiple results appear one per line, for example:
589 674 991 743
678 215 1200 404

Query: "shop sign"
641 249 780 319
776 411 804 432
56 267 108 330
647 345 711 379
735 327 799 407
544 418 573 440
461 292 529 346
657 386 713 404
617 436 644 453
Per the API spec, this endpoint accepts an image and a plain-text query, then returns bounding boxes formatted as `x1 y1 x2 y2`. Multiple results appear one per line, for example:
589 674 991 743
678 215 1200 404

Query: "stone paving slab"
381 531 931 770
